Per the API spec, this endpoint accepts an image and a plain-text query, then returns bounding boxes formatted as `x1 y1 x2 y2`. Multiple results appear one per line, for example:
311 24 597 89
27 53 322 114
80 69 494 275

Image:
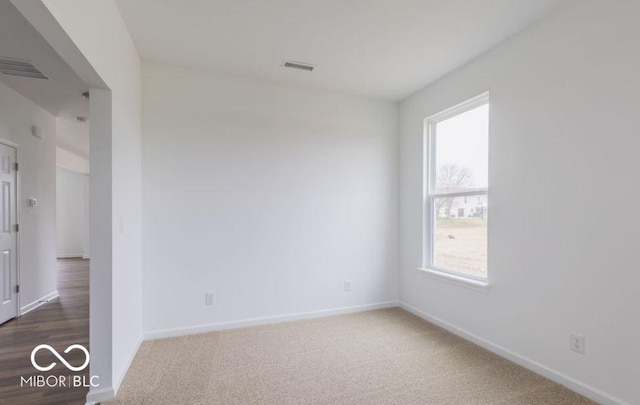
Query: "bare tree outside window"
435 164 473 217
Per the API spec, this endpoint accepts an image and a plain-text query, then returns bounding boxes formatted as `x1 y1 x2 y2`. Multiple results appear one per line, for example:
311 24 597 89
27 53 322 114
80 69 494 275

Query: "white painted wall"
399 1 640 404
56 166 89 258
56 146 89 174
13 1 143 401
142 64 398 334
0 81 57 313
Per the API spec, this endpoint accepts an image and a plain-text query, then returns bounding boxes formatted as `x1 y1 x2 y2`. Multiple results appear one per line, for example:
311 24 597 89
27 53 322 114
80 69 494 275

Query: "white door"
0 143 17 325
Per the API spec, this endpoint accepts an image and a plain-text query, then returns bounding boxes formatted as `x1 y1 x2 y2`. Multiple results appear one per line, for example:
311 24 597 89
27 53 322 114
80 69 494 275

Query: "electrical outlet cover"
570 333 585 354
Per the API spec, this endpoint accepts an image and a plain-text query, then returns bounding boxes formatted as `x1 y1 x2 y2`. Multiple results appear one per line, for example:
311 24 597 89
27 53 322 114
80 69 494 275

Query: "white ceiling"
115 0 568 100
0 1 89 158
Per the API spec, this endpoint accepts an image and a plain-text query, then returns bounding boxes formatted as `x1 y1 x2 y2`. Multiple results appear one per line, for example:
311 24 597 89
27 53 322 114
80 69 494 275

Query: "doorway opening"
0 1 92 404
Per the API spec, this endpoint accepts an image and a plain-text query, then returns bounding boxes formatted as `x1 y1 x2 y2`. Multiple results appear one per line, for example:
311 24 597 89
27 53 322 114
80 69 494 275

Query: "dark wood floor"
0 259 89 405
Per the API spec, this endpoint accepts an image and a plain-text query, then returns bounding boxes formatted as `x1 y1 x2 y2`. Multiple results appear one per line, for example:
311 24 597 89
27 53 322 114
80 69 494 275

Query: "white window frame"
421 93 490 288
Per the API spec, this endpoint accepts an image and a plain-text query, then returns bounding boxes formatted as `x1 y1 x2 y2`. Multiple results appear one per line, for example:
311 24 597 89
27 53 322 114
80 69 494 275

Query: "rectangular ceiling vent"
282 61 315 72
0 57 48 80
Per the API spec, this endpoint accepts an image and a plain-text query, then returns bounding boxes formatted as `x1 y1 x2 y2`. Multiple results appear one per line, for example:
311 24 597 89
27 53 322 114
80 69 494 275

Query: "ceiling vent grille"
282 61 315 72
0 57 48 80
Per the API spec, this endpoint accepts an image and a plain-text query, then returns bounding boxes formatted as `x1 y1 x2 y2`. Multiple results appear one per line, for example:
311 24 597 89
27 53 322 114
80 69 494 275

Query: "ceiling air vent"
282 61 315 72
0 57 48 80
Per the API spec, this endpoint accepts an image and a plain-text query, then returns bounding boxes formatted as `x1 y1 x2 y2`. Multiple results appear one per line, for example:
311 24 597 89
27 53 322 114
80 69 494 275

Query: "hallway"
0 259 89 405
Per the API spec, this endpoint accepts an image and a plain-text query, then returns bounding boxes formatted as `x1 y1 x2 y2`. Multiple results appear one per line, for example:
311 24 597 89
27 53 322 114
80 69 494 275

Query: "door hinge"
15 285 19 293
14 224 18 232
14 162 18 171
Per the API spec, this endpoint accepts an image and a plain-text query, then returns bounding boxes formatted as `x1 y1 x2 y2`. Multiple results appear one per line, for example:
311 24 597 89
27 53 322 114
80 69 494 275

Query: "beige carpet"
109 308 594 404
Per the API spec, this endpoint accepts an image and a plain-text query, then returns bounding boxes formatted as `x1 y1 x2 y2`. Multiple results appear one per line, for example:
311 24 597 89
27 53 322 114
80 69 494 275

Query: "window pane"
433 195 487 278
434 104 488 193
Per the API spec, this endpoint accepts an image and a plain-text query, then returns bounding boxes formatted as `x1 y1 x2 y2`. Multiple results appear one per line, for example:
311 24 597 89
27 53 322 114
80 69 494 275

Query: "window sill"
416 267 490 293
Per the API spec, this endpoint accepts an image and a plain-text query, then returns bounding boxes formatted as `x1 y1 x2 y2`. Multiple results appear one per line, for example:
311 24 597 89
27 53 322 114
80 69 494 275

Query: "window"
424 93 489 280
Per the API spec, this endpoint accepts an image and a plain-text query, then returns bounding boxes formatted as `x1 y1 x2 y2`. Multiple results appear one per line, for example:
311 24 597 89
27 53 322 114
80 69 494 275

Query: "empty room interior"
0 0 638 404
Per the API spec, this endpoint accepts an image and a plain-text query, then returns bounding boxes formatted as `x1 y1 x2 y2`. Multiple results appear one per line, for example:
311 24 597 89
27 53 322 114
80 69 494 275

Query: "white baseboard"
84 336 141 404
399 301 628 405
57 254 85 259
85 386 115 405
20 290 59 315
113 334 144 395
145 300 399 340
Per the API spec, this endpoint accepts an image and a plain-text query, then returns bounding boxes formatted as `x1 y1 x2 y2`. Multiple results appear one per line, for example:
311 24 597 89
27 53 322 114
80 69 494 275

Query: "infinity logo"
30 344 90 372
